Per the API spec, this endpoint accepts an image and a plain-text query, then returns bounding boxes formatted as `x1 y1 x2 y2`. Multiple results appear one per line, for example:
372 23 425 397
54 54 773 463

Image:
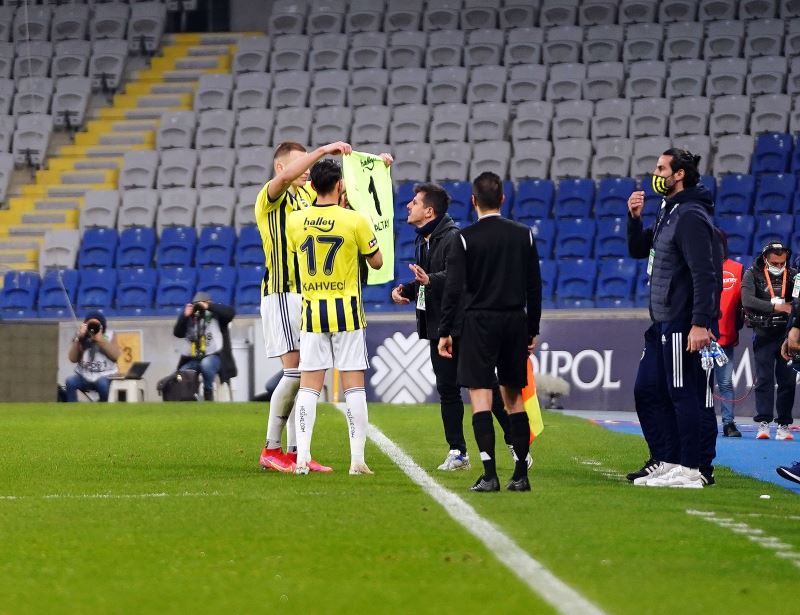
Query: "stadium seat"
555 178 594 218
362 282 393 308
631 136 671 177
157 226 197 268
120 151 159 190
753 214 792 252
157 111 196 150
663 22 703 62
592 137 633 178
583 23 622 61
392 143 431 183
539 260 556 302
38 268 80 318
155 266 197 316
716 215 755 256
235 265 265 315
90 38 128 91
76 268 117 313
78 227 118 270
425 28 464 68
235 186 261 230
431 142 471 182
157 149 197 190
592 98 631 142
232 36 270 73
699 175 717 201
116 268 157 317
546 62 586 102
440 181 472 225
235 225 264 266
552 100 593 140
555 218 596 259
196 148 235 188
630 97 670 139
506 63 547 104
634 260 650 307
469 140 510 181
555 259 597 300
500 3 537 28
127 1 167 53
716 174 755 216
530 219 556 259
1 270 40 319
194 73 233 112
597 259 637 299
755 174 795 215
40 229 80 273
513 101 553 144
709 95 750 139
669 96 710 138
751 132 793 175
596 177 636 218
550 138 592 180
196 226 236 268
269 1 307 36
596 218 628 259
195 110 235 149
235 109 273 149
232 72 271 111
116 227 156 269
514 179 554 222
197 266 237 306
196 187 236 229
91 2 129 41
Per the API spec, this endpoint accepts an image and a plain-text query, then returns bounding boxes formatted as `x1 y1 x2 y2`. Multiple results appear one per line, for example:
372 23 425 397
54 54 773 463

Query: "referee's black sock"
490 387 513 445
472 411 496 479
509 412 531 480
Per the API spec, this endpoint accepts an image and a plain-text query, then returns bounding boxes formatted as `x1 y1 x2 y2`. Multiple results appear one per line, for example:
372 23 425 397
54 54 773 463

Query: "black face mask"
652 173 676 196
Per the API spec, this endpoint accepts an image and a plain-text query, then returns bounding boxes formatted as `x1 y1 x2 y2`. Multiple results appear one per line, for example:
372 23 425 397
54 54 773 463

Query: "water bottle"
699 346 714 371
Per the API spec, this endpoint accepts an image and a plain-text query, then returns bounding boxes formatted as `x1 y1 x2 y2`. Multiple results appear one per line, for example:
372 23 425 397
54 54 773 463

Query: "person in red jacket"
716 231 744 437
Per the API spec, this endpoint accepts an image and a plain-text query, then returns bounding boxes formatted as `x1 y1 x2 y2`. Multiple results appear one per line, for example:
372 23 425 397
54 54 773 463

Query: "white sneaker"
647 465 703 488
776 425 794 441
507 444 533 469
756 421 771 440
349 462 374 475
437 449 470 471
633 461 678 486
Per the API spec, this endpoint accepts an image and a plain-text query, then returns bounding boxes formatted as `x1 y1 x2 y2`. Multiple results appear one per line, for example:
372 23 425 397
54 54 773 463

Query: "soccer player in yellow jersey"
256 140 353 473
286 159 384 475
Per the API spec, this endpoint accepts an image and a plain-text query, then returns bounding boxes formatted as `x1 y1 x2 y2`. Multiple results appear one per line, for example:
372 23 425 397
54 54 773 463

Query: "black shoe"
469 475 500 492
506 476 531 491
626 458 659 482
203 389 214 401
722 422 742 437
700 465 715 487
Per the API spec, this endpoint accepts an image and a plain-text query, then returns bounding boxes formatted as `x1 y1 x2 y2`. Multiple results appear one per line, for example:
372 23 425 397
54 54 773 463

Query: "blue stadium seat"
596 258 637 300
596 177 636 218
116 268 157 317
441 181 472 224
752 214 792 252
37 269 80 318
198 265 237 306
196 226 236 267
555 218 595 258
716 174 754 216
596 298 635 308
542 297 556 309
396 224 417 261
78 227 118 269
76 268 117 313
514 179 554 222
394 182 416 222
539 259 556 301
502 180 514 218
754 174 795 215
155 266 197 316
751 132 792 175
556 298 596 309
157 225 197 268
235 224 264 266
596 217 628 259
555 259 597 300
116 227 156 268
792 135 800 174
716 215 755 256
555 178 595 218
235 265 265 315
699 175 716 201
1 270 40 319
362 282 392 309
635 260 650 307
530 218 556 259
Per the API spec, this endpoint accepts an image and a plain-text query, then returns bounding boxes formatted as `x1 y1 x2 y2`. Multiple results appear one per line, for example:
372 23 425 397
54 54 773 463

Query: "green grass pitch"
0 402 798 614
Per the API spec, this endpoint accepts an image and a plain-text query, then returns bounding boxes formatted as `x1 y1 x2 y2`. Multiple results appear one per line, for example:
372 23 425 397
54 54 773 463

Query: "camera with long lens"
85 319 101 338
191 303 206 317
700 341 729 371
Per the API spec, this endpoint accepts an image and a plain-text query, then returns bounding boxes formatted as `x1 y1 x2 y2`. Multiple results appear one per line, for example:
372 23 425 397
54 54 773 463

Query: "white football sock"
344 387 368 465
264 369 300 449
286 405 297 452
294 387 320 466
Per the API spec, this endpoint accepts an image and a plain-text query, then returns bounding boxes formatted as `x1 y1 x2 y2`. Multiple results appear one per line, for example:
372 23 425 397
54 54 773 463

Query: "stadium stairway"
0 32 247 275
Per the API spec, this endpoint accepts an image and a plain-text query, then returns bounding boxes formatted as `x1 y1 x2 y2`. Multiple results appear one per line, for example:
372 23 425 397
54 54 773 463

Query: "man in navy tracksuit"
625 149 723 489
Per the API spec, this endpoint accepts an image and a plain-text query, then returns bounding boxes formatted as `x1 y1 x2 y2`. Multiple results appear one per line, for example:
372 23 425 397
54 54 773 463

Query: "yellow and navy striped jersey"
254 180 317 295
286 203 379 333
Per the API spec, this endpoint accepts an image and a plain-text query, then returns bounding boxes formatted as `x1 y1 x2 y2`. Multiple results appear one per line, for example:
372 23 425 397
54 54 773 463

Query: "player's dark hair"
472 171 503 210
309 159 342 195
414 182 450 216
662 148 701 188
273 141 306 160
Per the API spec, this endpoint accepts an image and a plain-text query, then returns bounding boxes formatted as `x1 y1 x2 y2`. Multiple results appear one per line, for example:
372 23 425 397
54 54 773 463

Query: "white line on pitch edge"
0 492 223 501
338 404 607 615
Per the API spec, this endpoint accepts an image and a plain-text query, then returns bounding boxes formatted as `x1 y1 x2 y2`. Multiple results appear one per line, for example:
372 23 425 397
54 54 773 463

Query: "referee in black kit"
438 172 542 492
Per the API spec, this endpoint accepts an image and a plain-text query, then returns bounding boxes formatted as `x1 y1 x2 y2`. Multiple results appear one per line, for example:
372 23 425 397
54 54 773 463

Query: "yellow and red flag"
522 357 545 444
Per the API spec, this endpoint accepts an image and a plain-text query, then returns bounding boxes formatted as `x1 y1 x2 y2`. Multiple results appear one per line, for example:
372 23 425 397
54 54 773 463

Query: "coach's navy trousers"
634 321 717 470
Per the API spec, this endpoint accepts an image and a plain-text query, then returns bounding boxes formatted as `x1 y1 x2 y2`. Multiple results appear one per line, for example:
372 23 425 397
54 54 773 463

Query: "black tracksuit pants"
753 334 796 426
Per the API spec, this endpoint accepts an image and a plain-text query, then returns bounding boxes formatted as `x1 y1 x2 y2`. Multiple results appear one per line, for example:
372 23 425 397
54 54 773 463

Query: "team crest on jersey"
368 237 377 248
304 216 335 232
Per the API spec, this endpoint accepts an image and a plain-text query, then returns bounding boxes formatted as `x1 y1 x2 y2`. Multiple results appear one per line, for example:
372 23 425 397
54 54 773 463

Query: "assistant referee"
438 172 542 492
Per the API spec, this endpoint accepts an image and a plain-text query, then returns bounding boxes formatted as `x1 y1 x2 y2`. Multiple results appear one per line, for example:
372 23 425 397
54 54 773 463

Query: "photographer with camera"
743 241 798 440
173 291 236 401
65 311 121 402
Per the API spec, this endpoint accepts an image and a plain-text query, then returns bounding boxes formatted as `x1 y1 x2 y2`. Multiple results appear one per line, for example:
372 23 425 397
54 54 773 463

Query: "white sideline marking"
341 405 607 615
0 492 222 501
574 457 625 481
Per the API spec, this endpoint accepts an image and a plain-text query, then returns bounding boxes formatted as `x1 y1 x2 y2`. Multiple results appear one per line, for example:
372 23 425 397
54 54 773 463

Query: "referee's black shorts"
457 309 528 390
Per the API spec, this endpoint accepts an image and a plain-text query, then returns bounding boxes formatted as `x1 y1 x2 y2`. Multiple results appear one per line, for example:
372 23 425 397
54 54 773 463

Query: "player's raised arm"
267 141 353 202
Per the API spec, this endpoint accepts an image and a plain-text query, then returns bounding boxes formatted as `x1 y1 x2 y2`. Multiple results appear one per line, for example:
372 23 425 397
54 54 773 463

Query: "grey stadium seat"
500 1 538 29
347 32 387 70
619 0 658 24
703 20 744 59
309 69 348 109
550 138 593 180
157 149 198 189
510 140 553 180
311 106 352 145
235 185 262 230
196 110 235 149
268 0 308 36
234 146 273 190
390 104 430 144
545 63 585 102
52 76 92 129
750 93 791 134
271 70 311 109
0 43 11 79
631 136 672 177
540 0 579 27
625 61 666 99
430 103 469 144
630 97 671 138
13 41 52 79
387 68 427 106
0 7 15 44
0 115 14 153
270 34 309 72
51 3 89 42
0 78 13 115
233 36 271 74
352 105 391 145
583 61 624 101
80 190 120 231
384 0 424 32
744 18 784 57
467 65 506 104
349 68 389 107
623 23 663 64
308 33 348 71
785 18 800 56
0 152 12 204
194 73 234 112
423 0 463 32
583 24 623 63
53 40 91 78
742 0 779 18
464 28 504 67
663 21 703 62
196 148 236 188
658 0 698 23
40 229 80 273
672 135 710 175
424 29 464 68
232 72 271 111
427 66 468 105
157 111 196 150
13 114 52 166
591 137 633 178
346 0 384 34
468 102 509 143
431 141 471 182
512 101 554 143
579 0 619 26
542 25 583 65
699 0 736 20
461 0 499 30
196 187 236 229
235 108 274 148
706 58 747 97
118 189 158 230
13 5 51 42
386 30 426 69
273 107 312 145
506 64 548 104
709 95 750 138
306 0 346 35
552 99 594 140
91 3 129 41
157 188 198 233
90 39 128 91
592 98 631 141
504 27 544 66
120 150 159 190
127 2 167 53
13 77 52 116
669 96 710 137
789 55 800 95
782 0 800 17
666 59 707 98
469 140 510 180
713 135 754 175
392 142 432 183
746 55 787 96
